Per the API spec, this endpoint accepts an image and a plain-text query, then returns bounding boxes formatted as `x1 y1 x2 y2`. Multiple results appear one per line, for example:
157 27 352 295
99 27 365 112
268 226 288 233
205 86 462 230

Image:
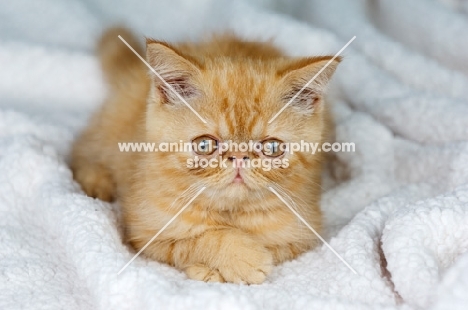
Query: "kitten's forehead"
214 97 267 140
201 64 278 140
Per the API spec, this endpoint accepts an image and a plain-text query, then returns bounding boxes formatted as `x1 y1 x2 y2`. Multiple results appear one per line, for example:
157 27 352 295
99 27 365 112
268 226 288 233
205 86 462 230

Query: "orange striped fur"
71 27 340 284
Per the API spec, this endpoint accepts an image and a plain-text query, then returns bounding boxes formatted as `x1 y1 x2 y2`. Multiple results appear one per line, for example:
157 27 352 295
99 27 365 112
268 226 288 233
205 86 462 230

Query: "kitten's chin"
222 182 251 200
207 181 252 201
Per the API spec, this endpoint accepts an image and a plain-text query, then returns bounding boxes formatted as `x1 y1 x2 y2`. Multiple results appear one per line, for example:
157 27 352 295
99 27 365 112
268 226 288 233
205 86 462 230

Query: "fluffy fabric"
0 0 467 309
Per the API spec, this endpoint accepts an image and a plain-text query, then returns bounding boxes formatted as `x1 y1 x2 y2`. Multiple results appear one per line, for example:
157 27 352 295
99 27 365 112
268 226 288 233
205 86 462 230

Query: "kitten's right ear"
146 39 202 104
278 56 341 114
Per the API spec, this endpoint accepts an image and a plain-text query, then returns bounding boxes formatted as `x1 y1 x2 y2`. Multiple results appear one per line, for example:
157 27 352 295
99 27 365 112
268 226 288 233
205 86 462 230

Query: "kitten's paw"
73 165 114 202
185 264 224 283
217 238 273 285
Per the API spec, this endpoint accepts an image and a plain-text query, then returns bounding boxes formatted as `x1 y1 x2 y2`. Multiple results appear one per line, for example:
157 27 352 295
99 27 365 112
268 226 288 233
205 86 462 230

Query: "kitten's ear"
278 56 341 114
146 39 202 104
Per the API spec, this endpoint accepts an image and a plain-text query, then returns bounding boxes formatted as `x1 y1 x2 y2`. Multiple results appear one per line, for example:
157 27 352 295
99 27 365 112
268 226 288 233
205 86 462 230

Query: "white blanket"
1 0 468 309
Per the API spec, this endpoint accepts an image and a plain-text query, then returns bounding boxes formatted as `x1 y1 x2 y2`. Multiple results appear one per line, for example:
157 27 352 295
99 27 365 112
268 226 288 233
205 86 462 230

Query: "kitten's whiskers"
117 185 206 275
268 185 358 275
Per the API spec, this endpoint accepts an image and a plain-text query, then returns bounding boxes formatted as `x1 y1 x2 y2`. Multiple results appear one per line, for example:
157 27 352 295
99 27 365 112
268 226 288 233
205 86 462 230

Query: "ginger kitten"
71 27 340 284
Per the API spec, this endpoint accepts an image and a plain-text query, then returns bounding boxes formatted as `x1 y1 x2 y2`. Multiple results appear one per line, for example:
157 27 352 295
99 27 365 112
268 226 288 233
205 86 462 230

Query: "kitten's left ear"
278 56 341 114
146 39 202 104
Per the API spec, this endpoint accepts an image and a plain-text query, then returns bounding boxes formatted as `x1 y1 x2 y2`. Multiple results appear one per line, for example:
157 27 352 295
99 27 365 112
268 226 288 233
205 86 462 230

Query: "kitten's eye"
192 136 217 155
262 139 284 157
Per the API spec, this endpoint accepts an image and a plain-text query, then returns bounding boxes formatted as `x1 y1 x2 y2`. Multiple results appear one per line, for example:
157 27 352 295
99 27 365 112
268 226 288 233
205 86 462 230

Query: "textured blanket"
1 0 468 309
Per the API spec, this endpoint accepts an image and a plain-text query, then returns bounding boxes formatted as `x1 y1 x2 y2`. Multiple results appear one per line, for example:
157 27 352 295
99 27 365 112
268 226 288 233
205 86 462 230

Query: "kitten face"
145 41 339 204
